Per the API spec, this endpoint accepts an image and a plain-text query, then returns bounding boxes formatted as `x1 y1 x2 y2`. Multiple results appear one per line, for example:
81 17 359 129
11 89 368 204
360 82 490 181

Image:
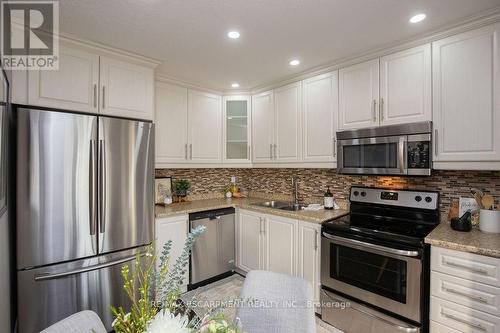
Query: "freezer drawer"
98 117 154 254
16 108 98 269
17 248 145 333
320 289 420 333
190 208 235 285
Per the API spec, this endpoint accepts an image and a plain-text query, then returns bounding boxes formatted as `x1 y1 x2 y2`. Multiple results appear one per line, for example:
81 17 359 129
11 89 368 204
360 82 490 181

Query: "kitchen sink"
279 204 306 211
252 201 305 211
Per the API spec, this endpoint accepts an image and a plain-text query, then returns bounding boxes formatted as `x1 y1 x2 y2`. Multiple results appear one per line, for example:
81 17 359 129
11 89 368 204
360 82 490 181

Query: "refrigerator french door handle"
99 139 106 234
34 253 145 281
89 140 96 236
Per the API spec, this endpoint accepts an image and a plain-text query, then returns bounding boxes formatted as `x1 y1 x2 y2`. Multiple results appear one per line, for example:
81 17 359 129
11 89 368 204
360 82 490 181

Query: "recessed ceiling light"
409 13 426 23
289 59 300 66
227 31 240 39
231 83 240 88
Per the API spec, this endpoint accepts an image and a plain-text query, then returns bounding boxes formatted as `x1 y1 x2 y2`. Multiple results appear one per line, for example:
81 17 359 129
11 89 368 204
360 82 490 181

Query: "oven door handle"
322 233 420 257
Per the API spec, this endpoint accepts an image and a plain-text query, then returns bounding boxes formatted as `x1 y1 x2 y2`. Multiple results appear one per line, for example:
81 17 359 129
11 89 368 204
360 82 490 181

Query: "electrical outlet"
459 197 480 216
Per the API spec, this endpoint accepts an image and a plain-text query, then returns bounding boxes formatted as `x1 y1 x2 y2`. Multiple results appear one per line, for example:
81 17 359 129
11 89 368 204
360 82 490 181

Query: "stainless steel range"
320 186 439 333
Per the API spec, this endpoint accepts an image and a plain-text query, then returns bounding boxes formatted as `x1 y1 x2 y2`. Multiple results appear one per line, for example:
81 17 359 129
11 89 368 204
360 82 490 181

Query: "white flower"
145 310 191 333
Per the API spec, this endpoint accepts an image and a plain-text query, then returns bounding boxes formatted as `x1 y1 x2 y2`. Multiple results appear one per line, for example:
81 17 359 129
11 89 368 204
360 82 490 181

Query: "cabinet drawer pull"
442 284 488 303
372 99 377 122
441 311 487 331
443 259 489 275
380 98 384 122
314 230 318 250
434 129 438 157
270 144 273 159
102 86 105 109
93 84 97 108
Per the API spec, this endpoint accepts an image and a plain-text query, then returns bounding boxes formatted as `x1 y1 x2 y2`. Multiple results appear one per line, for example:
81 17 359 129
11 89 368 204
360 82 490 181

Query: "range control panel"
350 187 438 210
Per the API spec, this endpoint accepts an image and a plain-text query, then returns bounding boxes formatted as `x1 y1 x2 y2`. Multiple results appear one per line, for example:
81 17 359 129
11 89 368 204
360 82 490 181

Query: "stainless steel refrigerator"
15 107 154 333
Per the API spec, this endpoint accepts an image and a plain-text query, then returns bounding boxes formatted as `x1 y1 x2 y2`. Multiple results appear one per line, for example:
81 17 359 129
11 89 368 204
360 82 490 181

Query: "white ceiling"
59 0 500 91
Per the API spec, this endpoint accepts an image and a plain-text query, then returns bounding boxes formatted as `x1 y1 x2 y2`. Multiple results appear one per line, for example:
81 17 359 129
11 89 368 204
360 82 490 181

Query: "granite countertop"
425 222 500 258
155 197 349 224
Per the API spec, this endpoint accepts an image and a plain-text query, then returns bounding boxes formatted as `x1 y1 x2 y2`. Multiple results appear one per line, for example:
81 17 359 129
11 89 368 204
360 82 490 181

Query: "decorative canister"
479 209 500 234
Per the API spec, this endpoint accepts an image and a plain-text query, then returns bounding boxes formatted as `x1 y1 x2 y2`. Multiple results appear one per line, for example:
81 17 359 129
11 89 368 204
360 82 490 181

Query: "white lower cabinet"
264 215 298 275
236 209 265 271
236 209 321 308
297 221 321 302
155 215 189 291
430 246 500 332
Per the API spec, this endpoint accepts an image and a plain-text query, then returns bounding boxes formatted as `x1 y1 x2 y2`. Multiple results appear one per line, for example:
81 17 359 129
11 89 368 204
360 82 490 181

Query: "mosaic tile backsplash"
156 168 500 215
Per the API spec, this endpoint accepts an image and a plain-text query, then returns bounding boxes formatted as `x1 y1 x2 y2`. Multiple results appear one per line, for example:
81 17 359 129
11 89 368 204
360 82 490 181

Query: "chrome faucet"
292 177 299 204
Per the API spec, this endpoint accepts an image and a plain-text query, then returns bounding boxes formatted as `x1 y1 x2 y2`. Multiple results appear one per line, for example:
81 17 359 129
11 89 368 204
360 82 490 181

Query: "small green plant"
173 179 191 197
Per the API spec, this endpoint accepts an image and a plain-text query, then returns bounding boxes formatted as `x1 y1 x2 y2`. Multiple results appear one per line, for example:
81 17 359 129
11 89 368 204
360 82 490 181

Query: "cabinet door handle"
333 138 337 157
189 144 193 160
372 99 377 122
314 229 318 250
93 84 97 109
440 311 487 331
441 284 488 303
270 144 273 159
380 98 384 122
185 144 188 160
434 129 438 157
102 86 105 109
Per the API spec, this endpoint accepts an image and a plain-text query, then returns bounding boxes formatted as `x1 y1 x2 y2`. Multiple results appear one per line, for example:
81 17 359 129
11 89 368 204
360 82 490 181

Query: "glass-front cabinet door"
223 96 251 163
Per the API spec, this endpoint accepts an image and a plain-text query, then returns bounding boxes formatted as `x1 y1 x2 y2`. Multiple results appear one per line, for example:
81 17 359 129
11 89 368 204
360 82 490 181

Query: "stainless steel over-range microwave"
336 121 432 176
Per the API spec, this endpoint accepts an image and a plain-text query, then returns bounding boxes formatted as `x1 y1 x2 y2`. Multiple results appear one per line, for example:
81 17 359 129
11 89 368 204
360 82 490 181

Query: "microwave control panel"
407 141 430 169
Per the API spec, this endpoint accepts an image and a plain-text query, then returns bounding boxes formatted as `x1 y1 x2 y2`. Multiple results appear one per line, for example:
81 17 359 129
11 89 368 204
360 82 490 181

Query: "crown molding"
58 31 161 68
155 74 224 95
250 6 500 93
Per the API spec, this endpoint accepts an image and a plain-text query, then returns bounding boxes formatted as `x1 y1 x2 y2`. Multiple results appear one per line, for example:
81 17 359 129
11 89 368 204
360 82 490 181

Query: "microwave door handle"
399 136 407 174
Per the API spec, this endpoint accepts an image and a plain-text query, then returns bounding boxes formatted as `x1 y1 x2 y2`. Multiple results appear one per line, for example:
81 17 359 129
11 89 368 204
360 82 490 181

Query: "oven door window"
343 142 398 169
331 243 407 303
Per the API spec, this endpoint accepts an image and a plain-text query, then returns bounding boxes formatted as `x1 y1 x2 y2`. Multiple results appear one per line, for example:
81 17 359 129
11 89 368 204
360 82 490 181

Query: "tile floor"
181 274 342 333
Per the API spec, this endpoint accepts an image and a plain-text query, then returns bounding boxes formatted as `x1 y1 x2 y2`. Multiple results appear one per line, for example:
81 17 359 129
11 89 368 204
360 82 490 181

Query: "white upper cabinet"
274 82 302 162
99 56 154 120
223 96 251 163
155 82 188 165
379 44 432 126
338 59 380 130
23 41 156 120
252 91 275 163
432 23 500 166
302 72 338 162
188 90 222 163
28 46 99 113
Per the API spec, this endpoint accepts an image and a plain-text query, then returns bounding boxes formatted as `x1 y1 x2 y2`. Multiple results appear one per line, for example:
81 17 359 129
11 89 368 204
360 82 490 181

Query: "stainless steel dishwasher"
190 207 235 287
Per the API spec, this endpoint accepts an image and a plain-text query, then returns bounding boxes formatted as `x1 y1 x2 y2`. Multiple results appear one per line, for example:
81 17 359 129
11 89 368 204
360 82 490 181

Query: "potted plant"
173 179 191 199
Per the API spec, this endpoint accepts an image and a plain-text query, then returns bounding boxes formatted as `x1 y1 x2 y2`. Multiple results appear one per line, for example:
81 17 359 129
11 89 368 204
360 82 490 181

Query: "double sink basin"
252 200 306 212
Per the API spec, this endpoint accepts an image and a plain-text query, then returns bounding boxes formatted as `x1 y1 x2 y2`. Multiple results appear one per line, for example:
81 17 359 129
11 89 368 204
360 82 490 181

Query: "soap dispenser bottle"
324 186 334 210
